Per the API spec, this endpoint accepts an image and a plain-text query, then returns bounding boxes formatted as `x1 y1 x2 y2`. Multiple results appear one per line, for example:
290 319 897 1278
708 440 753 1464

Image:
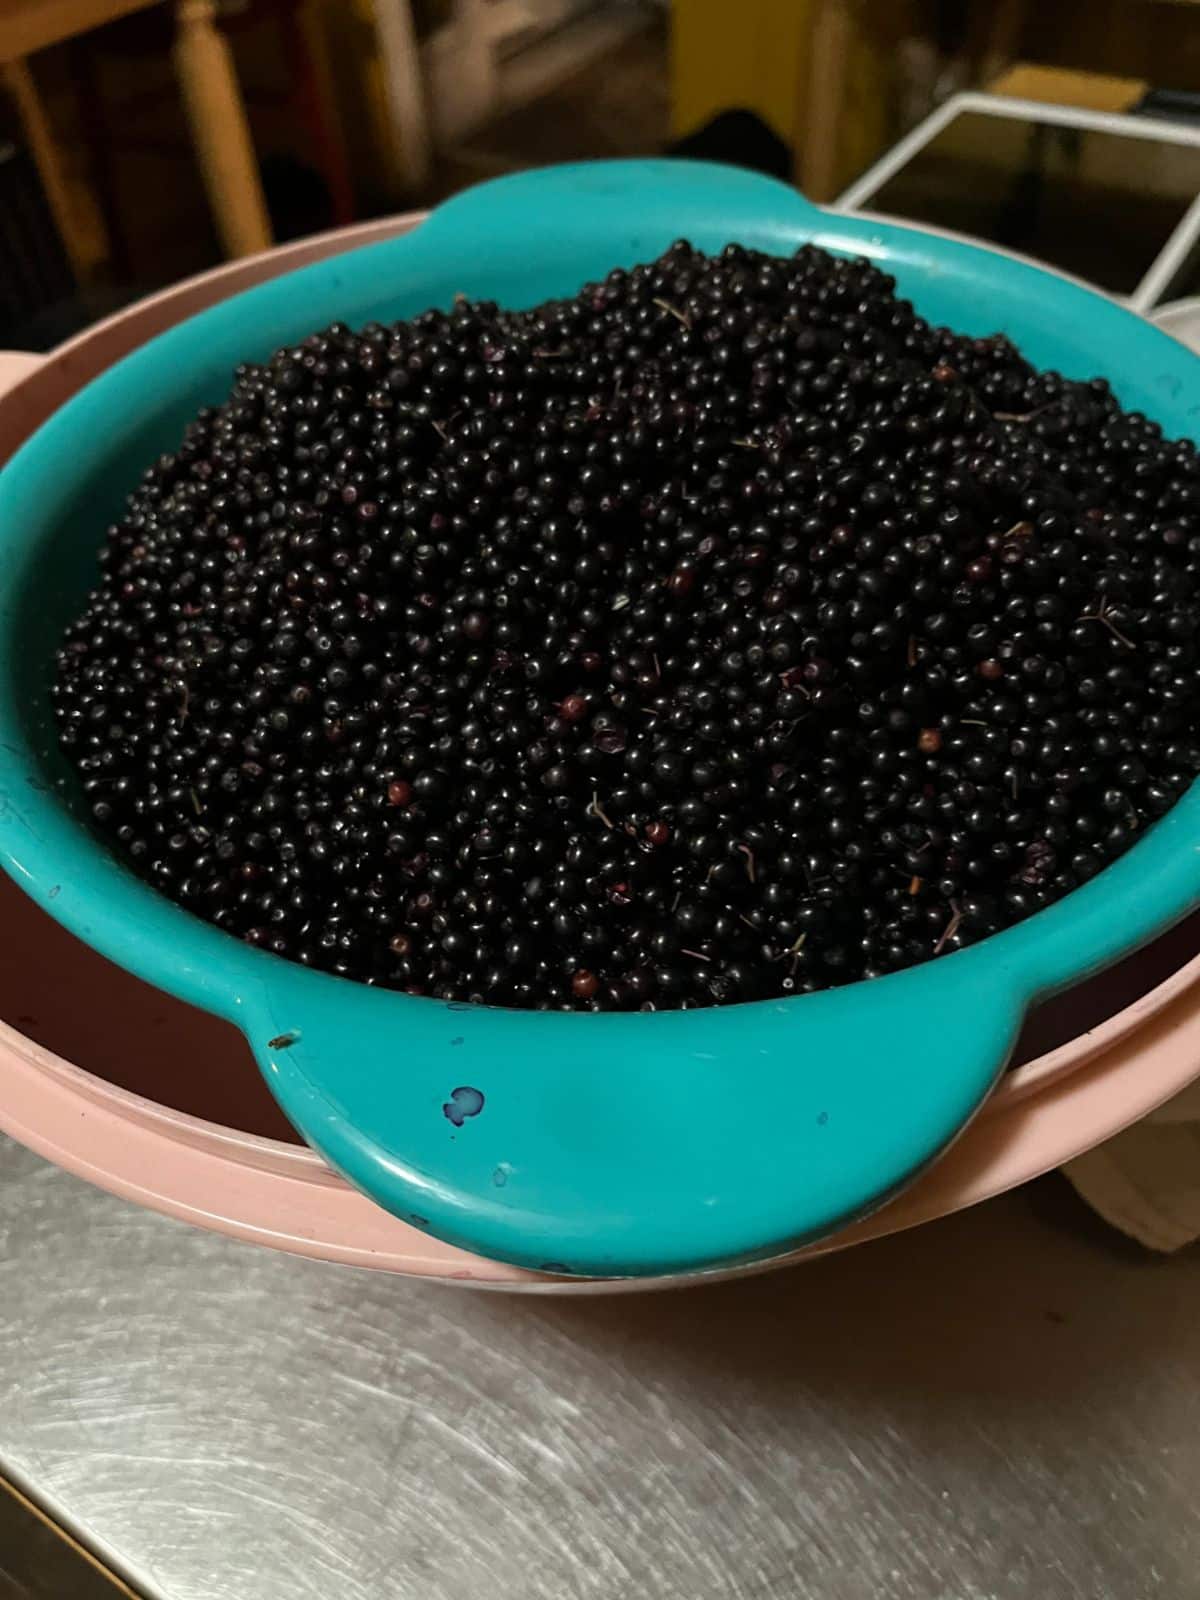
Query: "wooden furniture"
797 0 854 204
0 0 272 274
988 62 1149 113
363 0 653 199
795 0 1200 205
173 0 272 256
0 1470 140 1598
798 0 1034 202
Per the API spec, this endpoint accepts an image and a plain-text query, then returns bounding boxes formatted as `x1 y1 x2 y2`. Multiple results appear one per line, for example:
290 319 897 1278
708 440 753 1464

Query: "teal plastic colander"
2 160 1199 1278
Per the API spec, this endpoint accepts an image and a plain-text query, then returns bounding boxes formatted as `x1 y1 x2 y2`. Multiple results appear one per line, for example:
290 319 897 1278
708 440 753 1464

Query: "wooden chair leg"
285 0 356 225
172 0 273 258
969 0 1030 86
1 57 97 280
66 40 132 281
797 0 854 203
370 0 432 194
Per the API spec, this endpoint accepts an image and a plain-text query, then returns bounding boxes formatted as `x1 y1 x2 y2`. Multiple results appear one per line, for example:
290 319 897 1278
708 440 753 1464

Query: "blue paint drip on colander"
2 159 1199 1278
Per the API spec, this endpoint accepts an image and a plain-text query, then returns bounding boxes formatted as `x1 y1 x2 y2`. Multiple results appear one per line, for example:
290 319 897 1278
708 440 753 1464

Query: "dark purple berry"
50 238 1200 1014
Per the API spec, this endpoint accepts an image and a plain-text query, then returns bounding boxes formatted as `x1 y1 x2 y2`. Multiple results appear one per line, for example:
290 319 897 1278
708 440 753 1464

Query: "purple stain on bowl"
443 1085 485 1127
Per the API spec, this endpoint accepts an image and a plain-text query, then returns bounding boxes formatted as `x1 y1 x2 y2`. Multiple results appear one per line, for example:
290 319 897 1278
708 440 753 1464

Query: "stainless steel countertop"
3 1131 1199 1599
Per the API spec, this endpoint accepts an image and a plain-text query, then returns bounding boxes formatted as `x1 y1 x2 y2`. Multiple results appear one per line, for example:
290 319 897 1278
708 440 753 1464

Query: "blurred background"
3 0 1200 349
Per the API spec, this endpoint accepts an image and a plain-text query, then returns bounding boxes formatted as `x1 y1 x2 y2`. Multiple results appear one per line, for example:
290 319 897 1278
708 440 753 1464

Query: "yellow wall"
669 0 907 194
669 0 813 145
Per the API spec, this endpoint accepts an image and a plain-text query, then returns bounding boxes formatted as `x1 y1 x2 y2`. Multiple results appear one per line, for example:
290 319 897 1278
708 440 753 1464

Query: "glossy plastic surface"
2 160 1200 1276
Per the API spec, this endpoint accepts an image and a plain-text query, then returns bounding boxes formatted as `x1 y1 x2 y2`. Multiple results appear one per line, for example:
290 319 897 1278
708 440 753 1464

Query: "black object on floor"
1132 87 1200 127
667 109 792 182
260 153 335 245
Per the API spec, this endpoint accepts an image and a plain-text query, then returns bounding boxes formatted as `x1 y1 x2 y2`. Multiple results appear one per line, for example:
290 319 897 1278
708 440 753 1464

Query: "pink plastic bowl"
3 219 1200 1290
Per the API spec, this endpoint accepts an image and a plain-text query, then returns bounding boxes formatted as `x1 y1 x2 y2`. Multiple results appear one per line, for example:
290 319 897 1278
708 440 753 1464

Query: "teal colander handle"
241 944 1025 1279
239 776 1200 1279
415 158 827 267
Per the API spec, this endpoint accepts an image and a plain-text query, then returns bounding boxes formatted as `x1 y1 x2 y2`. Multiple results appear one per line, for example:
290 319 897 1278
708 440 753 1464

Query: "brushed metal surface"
2 1129 1199 1599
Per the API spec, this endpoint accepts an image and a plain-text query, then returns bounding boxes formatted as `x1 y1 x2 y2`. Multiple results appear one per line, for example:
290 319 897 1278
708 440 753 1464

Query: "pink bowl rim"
4 959 1200 1288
